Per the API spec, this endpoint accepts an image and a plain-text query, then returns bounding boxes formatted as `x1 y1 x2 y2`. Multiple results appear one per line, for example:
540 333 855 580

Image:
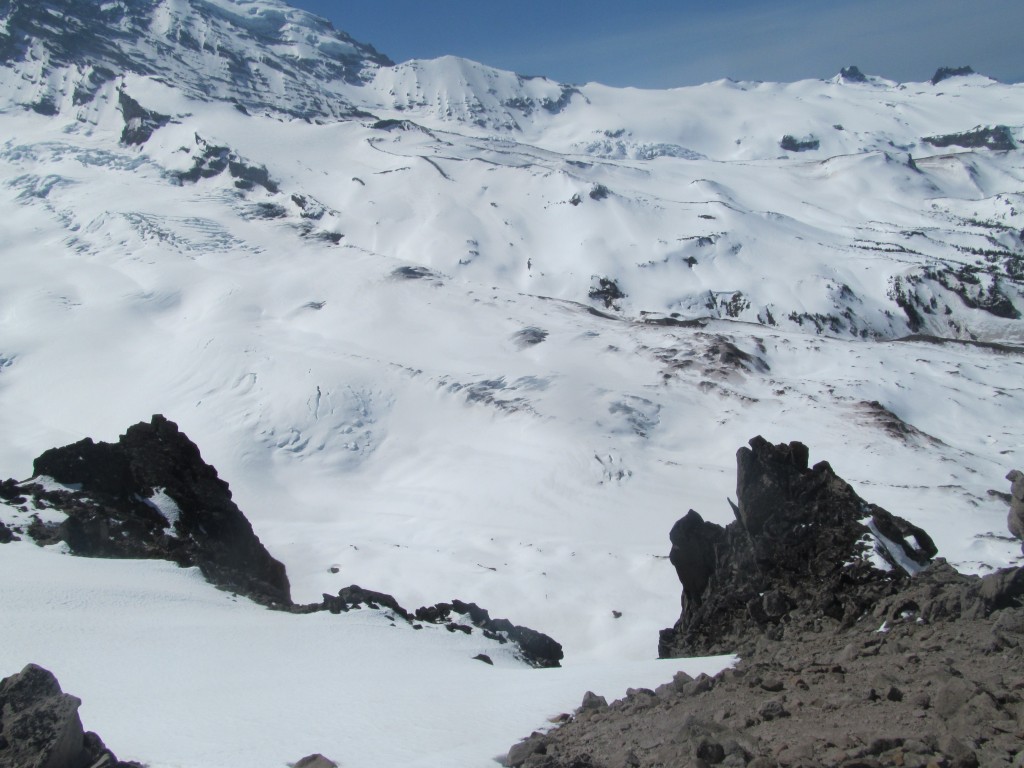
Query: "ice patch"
143 488 182 529
866 517 922 576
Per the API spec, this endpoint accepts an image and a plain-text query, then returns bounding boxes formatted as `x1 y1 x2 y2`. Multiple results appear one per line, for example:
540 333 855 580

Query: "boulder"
321 585 413 620
1008 469 1024 544
118 89 170 146
0 663 139 768
415 599 564 668
780 135 820 152
0 520 17 543
0 663 84 768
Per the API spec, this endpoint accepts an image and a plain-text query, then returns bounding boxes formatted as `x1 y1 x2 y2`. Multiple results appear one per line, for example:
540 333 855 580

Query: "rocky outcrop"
923 125 1016 152
118 89 170 146
659 436 936 658
4 418 564 666
0 663 141 768
931 65 976 85
18 414 291 606
839 65 869 83
415 599 564 668
780 135 820 152
1008 469 1024 549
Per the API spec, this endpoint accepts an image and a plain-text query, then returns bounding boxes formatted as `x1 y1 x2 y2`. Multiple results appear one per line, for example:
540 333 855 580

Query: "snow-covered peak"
361 55 582 132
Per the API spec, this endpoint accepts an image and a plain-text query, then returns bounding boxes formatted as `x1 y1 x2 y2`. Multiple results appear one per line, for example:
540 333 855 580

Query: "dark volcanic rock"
118 88 170 146
780 134 820 152
10 421 565 670
23 414 290 606
659 436 936 657
416 599 564 668
668 510 722 616
0 663 83 768
0 520 18 543
321 584 414 620
931 65 976 85
304 587 564 668
839 65 869 83
923 125 1016 152
0 663 140 768
589 277 626 309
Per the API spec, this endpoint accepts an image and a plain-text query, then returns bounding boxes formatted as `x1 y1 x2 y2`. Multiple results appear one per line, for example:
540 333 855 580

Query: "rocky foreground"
505 439 1024 768
3 426 1023 767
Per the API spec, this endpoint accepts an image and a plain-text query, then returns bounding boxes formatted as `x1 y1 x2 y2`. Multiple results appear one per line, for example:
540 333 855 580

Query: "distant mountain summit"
0 0 1020 345
0 0 392 118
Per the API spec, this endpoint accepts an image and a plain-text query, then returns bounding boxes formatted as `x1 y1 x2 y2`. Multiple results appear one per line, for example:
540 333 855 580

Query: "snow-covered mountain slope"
0 0 392 118
3 4 1022 344
0 1 1023 765
1 69 1021 658
0 540 732 767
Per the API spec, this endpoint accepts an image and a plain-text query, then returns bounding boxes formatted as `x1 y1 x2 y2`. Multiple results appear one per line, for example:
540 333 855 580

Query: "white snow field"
0 540 732 767
0 0 1023 765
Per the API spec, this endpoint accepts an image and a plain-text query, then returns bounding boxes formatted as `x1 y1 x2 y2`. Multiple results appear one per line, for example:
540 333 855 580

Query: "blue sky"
288 0 1024 87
